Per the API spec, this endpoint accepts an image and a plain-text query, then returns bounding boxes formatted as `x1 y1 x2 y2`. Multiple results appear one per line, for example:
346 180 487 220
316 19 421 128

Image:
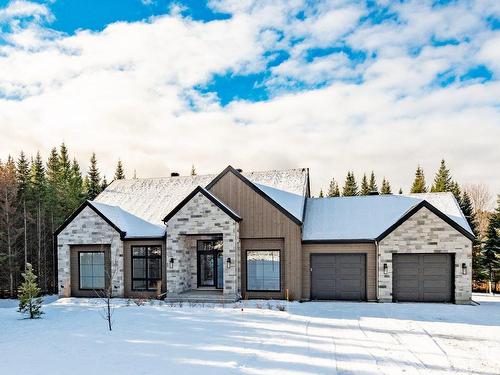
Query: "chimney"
368 191 379 195
236 168 243 173
171 172 180 177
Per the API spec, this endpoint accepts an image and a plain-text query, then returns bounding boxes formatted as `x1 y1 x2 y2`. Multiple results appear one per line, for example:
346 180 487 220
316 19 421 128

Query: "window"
79 252 105 290
132 246 162 291
246 250 280 291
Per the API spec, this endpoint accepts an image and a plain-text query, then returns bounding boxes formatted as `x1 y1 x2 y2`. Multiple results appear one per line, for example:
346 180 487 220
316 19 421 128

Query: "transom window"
79 252 105 290
132 246 162 291
246 250 280 292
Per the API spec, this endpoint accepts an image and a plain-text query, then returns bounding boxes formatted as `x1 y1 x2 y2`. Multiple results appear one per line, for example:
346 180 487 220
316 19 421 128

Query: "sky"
0 0 499 196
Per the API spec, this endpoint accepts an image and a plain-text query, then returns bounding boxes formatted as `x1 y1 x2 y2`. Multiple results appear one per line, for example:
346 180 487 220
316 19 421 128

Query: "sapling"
18 263 44 319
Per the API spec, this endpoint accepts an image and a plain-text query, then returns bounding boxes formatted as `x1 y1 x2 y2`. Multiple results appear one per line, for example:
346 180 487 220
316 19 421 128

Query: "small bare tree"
465 183 493 237
93 248 119 332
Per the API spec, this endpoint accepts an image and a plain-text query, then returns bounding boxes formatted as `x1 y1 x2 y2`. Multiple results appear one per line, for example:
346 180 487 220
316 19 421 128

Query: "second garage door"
393 253 453 302
310 254 366 300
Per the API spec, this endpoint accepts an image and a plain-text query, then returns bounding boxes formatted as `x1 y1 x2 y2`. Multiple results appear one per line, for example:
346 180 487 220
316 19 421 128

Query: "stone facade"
57 206 124 297
378 207 472 304
165 192 240 299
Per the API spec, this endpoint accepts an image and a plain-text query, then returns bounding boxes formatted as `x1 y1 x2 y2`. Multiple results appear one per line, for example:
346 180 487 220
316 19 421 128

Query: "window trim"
245 249 281 293
78 250 106 291
131 245 162 291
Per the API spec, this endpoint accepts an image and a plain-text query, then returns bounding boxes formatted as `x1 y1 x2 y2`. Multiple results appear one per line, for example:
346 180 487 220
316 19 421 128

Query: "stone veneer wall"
57 206 124 297
378 207 472 304
165 192 240 298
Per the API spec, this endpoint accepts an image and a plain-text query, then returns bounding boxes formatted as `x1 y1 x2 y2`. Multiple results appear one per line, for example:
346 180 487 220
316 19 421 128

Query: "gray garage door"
311 254 366 300
393 254 453 302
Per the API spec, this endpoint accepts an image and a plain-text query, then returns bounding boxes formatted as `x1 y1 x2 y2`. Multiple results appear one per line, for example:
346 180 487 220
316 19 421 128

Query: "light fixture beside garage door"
462 263 467 275
383 263 388 275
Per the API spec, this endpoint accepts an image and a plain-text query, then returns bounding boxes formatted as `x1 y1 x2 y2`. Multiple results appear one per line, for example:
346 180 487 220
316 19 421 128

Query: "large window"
246 250 280 291
132 246 162 291
79 252 105 290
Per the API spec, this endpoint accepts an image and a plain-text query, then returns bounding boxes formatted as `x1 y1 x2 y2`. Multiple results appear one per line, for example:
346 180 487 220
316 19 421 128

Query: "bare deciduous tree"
93 246 119 332
464 184 493 237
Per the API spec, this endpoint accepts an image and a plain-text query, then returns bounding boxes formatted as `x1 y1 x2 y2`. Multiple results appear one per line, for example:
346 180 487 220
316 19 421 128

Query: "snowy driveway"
0 294 499 375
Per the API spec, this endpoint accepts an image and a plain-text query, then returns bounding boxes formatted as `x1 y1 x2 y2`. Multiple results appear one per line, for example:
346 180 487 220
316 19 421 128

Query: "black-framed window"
246 250 280 292
132 246 162 291
79 252 105 290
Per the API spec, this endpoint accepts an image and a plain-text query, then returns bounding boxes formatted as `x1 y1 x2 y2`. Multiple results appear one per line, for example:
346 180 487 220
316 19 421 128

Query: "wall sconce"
462 263 467 275
169 257 174 269
226 257 232 268
383 263 388 275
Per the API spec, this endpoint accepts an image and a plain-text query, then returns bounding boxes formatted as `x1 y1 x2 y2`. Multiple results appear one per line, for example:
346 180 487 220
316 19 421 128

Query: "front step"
164 292 239 304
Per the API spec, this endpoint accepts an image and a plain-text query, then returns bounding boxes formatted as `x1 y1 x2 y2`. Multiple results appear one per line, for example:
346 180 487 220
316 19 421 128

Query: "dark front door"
310 253 366 301
197 239 223 289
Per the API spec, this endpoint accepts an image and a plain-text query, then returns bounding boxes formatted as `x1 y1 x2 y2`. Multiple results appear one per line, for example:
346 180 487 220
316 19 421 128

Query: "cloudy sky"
0 0 499 195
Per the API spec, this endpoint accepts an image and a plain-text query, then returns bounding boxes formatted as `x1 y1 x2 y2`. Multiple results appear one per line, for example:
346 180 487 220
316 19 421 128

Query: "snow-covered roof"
89 201 165 239
302 192 473 241
254 183 305 222
95 168 308 226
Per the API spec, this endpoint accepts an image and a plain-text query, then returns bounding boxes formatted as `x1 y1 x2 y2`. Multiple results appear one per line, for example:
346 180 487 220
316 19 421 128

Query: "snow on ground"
1 294 499 375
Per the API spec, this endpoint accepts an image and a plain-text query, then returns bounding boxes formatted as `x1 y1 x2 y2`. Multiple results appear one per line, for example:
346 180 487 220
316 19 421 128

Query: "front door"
197 239 223 289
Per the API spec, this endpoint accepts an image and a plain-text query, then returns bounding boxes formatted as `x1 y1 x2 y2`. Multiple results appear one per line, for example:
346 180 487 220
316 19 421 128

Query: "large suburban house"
56 166 474 304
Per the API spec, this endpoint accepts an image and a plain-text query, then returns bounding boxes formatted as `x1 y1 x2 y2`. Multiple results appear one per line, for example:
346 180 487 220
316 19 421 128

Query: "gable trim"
54 200 126 239
205 165 303 226
162 186 242 223
376 200 475 242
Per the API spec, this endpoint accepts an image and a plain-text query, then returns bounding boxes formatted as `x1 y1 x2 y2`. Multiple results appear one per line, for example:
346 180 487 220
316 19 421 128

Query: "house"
55 166 474 303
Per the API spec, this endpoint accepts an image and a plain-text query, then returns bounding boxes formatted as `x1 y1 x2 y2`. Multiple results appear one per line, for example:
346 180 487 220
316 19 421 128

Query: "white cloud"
0 0 498 196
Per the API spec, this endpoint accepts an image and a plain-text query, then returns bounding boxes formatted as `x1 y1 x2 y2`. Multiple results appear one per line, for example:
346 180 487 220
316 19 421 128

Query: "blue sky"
0 0 499 194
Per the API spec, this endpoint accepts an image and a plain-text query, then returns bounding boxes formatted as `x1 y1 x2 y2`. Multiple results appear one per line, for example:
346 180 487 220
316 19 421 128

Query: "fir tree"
431 159 452 192
327 178 340 197
101 175 108 191
319 189 324 198
68 158 84 210
360 174 370 195
114 159 125 180
368 171 377 193
16 151 30 200
191 164 196 176
483 196 500 293
30 152 46 280
450 181 462 206
86 153 101 200
410 165 427 193
381 178 392 194
342 172 358 196
18 263 43 319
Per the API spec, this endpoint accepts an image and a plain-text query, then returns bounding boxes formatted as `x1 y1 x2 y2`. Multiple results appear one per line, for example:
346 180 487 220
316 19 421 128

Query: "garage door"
393 254 453 302
310 254 366 300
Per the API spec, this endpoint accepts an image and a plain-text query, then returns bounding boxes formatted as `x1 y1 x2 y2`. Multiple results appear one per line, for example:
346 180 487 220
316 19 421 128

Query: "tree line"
318 159 500 291
0 143 126 297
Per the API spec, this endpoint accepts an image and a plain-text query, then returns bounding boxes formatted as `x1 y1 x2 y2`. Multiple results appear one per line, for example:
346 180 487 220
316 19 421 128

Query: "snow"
303 193 473 241
1 294 499 375
200 187 242 220
254 183 305 222
90 201 165 239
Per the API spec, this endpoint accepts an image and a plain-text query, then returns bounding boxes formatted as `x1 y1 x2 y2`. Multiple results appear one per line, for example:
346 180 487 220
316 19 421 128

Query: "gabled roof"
94 166 308 226
302 192 474 243
254 183 304 222
163 186 242 223
54 200 165 240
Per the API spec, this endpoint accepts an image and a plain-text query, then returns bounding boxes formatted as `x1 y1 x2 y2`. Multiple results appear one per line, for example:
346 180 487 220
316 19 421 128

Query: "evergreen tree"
431 159 452 192
86 153 101 200
483 196 500 293
319 189 324 198
410 165 427 193
30 152 46 280
360 174 370 195
191 164 196 176
342 172 358 196
68 158 84 210
450 181 462 206
327 178 340 197
16 152 31 268
18 263 43 319
101 175 108 191
381 178 392 194
461 190 484 283
368 171 378 193
114 159 125 180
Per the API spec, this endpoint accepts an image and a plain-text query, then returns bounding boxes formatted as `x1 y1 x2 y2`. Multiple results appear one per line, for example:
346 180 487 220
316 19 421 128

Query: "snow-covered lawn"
1 294 499 375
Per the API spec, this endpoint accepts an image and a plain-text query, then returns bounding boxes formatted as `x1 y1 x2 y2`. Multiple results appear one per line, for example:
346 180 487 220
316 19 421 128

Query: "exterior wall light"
169 257 174 269
383 263 388 275
462 263 467 275
226 257 232 268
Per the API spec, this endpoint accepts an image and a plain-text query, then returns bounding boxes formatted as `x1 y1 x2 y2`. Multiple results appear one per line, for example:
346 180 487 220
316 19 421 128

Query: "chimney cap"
171 172 180 177
236 168 243 173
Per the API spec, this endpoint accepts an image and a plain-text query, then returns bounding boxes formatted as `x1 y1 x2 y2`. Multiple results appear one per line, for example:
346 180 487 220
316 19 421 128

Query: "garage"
310 254 366 300
393 254 454 302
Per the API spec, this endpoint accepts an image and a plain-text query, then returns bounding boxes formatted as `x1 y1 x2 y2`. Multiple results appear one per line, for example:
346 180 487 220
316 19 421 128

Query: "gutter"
375 240 379 302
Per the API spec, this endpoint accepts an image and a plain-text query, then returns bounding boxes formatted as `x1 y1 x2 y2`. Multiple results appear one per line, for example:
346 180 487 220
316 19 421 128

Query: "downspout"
375 240 379 302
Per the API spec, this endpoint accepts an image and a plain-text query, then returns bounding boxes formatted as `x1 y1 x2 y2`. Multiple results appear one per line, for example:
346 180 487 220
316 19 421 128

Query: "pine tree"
16 152 31 269
114 159 125 180
18 263 43 319
30 152 46 281
381 178 392 194
191 164 196 176
368 171 377 193
68 158 84 211
450 181 462 206
318 189 324 198
342 172 358 196
461 190 484 283
360 174 370 195
410 165 427 193
86 153 101 200
431 159 452 192
327 178 340 197
101 175 108 191
483 196 500 293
